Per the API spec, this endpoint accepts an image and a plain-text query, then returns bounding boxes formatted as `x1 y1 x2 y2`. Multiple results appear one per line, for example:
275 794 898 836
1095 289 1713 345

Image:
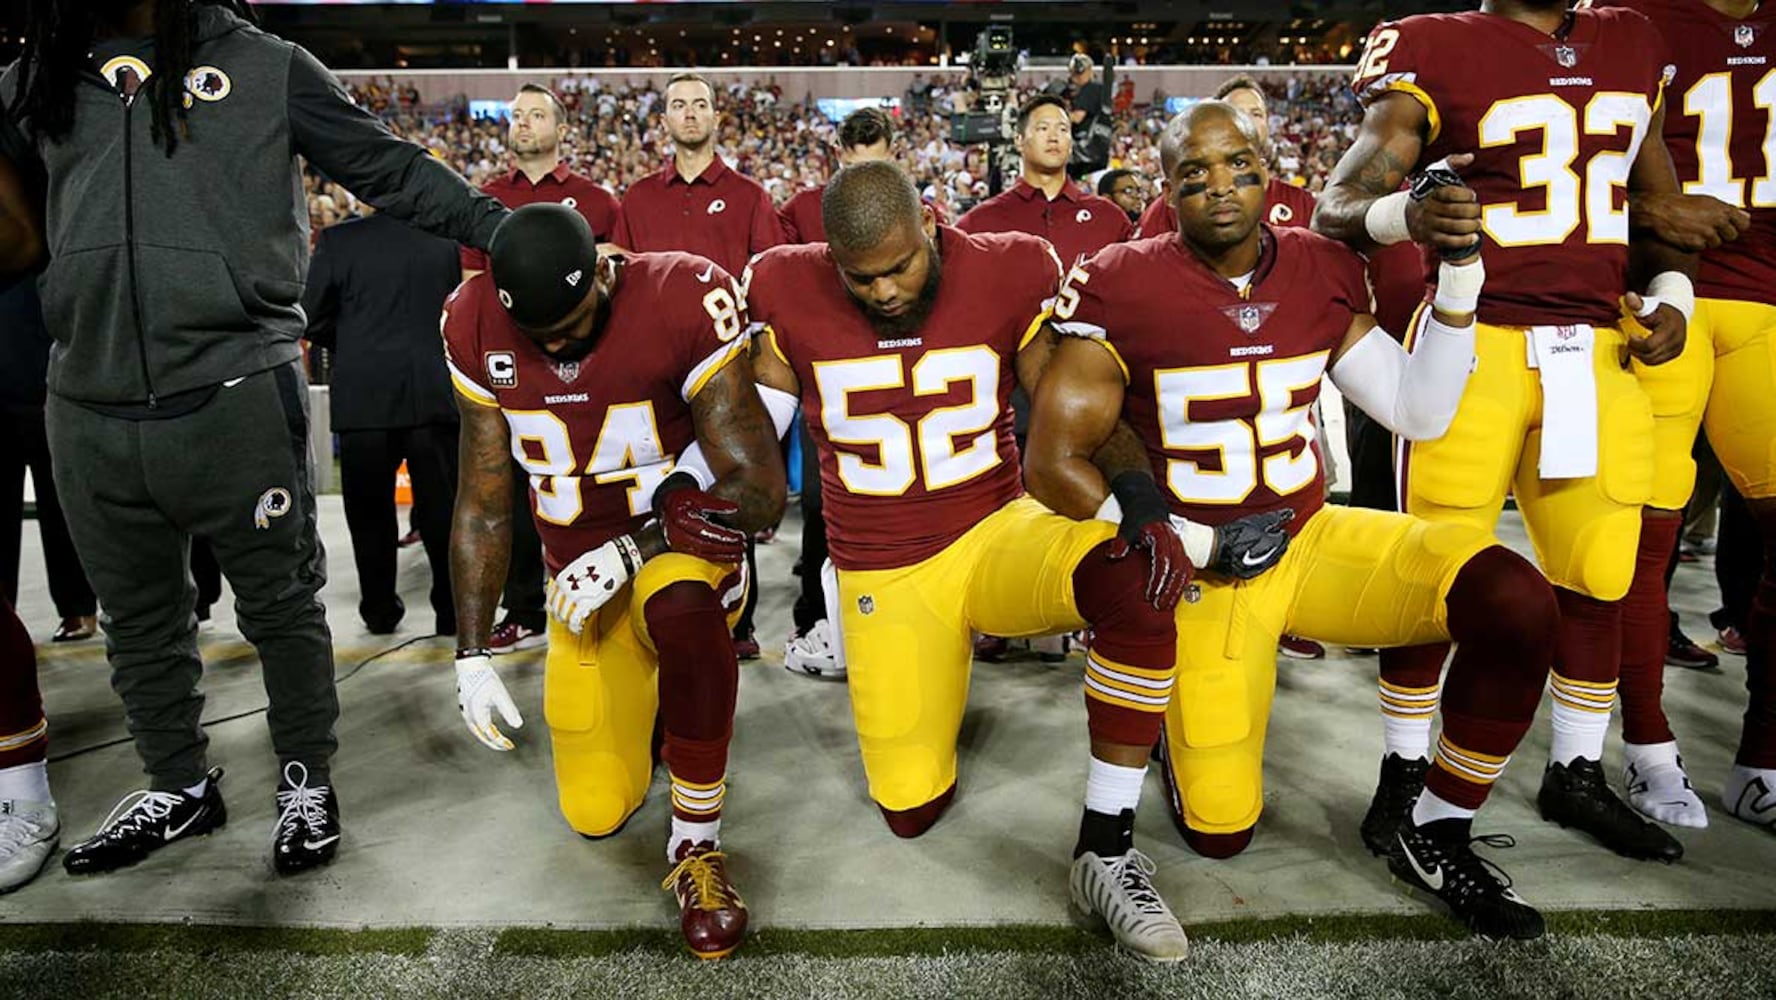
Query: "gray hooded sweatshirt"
0 4 507 409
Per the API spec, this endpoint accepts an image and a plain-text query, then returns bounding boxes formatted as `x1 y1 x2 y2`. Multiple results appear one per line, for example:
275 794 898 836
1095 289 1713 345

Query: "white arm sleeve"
655 383 803 500
1329 314 1475 442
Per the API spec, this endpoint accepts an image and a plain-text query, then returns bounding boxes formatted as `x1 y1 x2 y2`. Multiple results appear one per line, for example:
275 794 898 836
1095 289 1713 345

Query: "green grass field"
3 911 1772 1000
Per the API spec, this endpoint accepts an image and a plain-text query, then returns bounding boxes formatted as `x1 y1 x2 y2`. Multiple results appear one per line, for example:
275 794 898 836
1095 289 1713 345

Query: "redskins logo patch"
99 56 152 93
254 487 293 530
185 66 232 103
1268 204 1295 225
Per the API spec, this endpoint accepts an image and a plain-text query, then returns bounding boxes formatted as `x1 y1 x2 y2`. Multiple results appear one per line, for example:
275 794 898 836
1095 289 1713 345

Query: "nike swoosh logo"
164 810 205 841
301 835 340 851
1402 837 1444 890
696 264 715 283
1240 548 1276 568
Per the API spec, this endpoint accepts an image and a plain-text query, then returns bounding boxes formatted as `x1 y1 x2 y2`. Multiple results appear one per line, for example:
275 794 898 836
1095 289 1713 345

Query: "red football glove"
1104 472 1192 612
659 488 747 564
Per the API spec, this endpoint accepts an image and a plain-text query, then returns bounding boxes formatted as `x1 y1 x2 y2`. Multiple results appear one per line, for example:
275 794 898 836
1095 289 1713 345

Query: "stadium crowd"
308 71 1361 235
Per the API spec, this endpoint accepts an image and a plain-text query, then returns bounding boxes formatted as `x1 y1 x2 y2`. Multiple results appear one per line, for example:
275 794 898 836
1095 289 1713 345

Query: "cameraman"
1064 53 1110 178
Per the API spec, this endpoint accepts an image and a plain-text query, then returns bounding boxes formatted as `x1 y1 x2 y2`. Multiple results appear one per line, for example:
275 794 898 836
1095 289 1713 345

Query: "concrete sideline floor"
3 499 1772 931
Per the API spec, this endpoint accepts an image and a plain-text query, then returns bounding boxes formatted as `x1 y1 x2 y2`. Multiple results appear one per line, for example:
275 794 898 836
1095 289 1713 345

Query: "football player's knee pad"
1405 398 1516 511
861 741 953 814
1164 746 1263 835
1445 546 1559 663
1552 507 1642 602
552 743 644 837
1170 656 1256 750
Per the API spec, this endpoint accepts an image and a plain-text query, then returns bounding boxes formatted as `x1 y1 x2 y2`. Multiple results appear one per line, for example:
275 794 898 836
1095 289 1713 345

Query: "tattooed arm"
669 351 788 536
1312 92 1479 257
450 392 515 651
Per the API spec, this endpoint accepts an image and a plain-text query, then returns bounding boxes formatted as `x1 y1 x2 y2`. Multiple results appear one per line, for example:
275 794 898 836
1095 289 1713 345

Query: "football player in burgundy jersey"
1315 0 1698 864
1028 102 1558 940
745 161 1291 963
443 205 785 959
1602 0 1776 836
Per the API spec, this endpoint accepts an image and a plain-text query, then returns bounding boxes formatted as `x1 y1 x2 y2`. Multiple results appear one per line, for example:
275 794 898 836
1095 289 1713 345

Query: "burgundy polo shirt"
614 157 782 276
778 185 954 245
460 163 622 272
956 178 1132 267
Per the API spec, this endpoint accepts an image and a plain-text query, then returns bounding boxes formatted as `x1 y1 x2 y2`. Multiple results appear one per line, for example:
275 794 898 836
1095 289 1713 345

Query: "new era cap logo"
566 269 583 287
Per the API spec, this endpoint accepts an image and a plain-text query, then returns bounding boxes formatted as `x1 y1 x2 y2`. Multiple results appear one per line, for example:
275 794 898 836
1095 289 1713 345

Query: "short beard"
861 241 942 339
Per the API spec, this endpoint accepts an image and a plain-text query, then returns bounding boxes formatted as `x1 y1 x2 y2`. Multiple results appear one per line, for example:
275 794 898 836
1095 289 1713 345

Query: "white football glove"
546 533 644 634
455 652 523 751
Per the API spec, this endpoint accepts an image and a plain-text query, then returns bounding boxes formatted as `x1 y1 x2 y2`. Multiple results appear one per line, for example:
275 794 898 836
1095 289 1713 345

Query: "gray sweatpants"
47 362 337 791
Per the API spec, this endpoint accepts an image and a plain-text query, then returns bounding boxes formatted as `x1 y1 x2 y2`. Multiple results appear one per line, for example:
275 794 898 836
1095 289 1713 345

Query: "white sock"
1379 680 1438 761
1548 674 1615 766
183 778 208 798
1723 764 1776 826
1410 788 1475 827
1623 741 1708 829
1084 757 1147 816
668 817 722 861
0 761 52 805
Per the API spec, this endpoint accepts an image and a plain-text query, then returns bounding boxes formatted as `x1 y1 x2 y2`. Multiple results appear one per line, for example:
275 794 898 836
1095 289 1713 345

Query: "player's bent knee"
1185 826 1255 860
559 786 642 838
878 784 956 839
631 553 720 604
1447 546 1559 655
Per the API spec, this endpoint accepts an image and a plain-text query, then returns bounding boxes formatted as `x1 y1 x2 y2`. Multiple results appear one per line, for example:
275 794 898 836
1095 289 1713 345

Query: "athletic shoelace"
1108 849 1168 915
273 762 331 844
0 809 52 856
95 789 185 841
662 850 733 911
1414 830 1520 901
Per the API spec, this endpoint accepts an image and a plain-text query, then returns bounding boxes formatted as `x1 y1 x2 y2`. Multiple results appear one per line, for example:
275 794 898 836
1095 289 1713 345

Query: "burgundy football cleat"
662 841 748 960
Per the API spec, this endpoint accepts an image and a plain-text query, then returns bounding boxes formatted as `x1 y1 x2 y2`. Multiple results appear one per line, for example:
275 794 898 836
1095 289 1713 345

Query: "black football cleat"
1389 817 1545 940
1537 758 1684 862
1360 753 1430 856
272 762 340 875
63 767 227 875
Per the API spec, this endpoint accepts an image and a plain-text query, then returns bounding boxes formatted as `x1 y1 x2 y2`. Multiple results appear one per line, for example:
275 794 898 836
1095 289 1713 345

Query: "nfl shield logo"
1737 24 1756 48
858 595 875 615
552 361 580 383
1554 45 1578 68
1237 306 1263 333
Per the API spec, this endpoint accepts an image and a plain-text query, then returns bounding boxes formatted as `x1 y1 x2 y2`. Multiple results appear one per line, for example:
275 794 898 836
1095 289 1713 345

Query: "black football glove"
1410 158 1478 261
1104 472 1191 611
1208 508 1294 580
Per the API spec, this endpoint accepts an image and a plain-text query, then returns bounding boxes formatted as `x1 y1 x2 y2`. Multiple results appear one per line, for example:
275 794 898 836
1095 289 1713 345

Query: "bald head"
1160 101 1264 183
823 160 924 255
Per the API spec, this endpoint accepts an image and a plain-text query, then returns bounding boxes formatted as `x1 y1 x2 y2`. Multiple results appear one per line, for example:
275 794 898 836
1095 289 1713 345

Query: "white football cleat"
1069 849 1189 963
1624 741 1708 829
1724 764 1776 832
0 800 59 894
785 619 844 679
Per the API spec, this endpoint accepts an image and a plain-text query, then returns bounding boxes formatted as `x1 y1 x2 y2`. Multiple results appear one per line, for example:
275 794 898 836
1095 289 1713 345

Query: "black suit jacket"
302 213 462 431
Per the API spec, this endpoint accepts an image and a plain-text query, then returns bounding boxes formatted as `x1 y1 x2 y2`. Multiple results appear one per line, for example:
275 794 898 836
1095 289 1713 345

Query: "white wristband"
1094 494 1122 523
1640 271 1696 325
1364 191 1412 246
1432 257 1485 315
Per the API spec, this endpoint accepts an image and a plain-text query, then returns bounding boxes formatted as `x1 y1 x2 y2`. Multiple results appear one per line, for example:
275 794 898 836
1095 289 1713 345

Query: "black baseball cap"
489 204 601 330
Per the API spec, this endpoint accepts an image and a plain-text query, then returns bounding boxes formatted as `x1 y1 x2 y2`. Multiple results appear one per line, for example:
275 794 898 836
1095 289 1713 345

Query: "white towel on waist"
1526 324 1598 479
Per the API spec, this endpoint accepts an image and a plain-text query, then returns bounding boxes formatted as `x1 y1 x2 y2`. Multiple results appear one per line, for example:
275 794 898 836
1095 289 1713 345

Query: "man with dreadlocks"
0 0 507 879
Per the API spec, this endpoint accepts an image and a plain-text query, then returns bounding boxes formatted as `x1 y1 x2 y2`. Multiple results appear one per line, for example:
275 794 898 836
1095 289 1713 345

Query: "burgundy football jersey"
1354 8 1670 325
1609 0 1776 306
747 227 1062 571
1054 227 1370 532
442 253 747 573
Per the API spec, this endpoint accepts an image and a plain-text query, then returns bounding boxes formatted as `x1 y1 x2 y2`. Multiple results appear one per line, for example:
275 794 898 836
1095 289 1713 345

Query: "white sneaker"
785 620 843 679
1724 764 1776 832
1624 741 1708 829
0 800 59 893
1069 849 1189 963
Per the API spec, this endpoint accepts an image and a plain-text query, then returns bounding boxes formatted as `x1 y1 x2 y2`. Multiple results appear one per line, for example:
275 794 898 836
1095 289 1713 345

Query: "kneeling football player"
443 205 786 959
740 161 1292 962
1026 103 1558 940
